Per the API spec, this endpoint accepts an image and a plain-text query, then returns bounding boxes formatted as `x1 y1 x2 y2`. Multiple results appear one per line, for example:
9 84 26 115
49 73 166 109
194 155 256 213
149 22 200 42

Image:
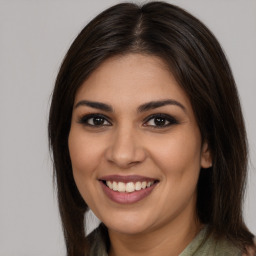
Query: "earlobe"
201 142 212 168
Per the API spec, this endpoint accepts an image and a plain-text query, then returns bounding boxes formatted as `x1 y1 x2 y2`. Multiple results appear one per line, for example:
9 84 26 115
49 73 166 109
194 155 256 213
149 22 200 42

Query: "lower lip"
100 181 157 204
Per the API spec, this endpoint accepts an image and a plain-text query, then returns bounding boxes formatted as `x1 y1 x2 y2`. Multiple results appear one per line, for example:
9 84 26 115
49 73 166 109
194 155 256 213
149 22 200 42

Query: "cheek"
148 128 202 180
68 129 107 206
68 130 104 176
68 129 108 206
147 130 202 217
152 133 201 167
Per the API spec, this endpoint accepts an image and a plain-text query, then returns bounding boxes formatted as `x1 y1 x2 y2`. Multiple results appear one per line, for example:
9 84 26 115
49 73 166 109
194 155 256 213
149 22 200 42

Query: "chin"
108 223 149 236
102 212 153 235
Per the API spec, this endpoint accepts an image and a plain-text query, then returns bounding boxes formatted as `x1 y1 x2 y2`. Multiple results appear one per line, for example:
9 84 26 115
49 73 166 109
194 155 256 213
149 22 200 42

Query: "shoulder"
193 237 242 256
180 227 243 256
212 238 243 256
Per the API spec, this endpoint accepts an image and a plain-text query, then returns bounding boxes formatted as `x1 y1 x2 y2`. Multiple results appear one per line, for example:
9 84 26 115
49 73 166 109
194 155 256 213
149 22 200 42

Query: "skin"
68 54 212 256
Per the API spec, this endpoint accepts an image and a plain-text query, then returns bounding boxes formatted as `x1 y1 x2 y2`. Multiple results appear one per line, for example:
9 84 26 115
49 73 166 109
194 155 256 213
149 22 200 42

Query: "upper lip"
99 175 158 183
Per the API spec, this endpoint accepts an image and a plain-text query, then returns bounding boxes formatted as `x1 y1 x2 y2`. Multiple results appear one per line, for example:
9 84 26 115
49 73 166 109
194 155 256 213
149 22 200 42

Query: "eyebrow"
137 99 186 113
75 100 113 112
75 99 186 113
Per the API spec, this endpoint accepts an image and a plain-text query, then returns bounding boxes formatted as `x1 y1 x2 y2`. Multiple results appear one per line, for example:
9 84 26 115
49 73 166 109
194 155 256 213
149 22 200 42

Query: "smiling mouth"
101 180 158 193
99 175 159 204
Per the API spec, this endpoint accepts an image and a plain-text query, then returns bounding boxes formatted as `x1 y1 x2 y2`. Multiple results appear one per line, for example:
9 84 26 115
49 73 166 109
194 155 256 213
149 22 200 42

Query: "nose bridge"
106 122 146 168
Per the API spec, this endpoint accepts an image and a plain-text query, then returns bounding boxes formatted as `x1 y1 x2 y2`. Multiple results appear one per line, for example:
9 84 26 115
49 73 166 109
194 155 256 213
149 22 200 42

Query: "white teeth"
126 182 135 192
135 181 141 190
112 181 118 191
106 181 113 189
118 182 126 192
105 180 155 192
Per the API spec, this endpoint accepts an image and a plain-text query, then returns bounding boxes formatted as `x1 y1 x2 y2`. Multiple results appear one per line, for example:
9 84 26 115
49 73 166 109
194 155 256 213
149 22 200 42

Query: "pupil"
93 117 104 125
155 117 165 126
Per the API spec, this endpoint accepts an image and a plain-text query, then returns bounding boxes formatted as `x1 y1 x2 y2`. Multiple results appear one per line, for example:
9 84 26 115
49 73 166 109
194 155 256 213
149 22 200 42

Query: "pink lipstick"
99 175 159 204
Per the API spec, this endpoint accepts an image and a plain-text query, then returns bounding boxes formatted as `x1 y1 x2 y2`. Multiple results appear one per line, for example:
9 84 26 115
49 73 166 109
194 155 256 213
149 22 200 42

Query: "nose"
105 126 147 169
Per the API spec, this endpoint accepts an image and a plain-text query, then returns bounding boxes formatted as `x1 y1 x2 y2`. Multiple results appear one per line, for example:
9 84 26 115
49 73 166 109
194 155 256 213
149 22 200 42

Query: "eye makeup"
77 113 112 127
77 112 179 130
143 113 179 128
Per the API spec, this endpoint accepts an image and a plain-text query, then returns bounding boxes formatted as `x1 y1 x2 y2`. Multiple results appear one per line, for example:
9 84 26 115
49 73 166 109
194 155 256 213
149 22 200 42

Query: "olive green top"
179 226 241 256
87 223 242 256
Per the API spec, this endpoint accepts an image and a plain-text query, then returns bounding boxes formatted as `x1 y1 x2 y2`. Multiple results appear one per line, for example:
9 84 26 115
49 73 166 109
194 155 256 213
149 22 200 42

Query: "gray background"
0 0 255 255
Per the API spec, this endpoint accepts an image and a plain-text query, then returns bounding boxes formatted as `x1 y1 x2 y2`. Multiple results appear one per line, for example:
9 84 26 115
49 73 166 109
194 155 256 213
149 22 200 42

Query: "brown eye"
144 114 178 128
89 117 106 126
152 117 168 126
78 114 111 127
147 117 169 127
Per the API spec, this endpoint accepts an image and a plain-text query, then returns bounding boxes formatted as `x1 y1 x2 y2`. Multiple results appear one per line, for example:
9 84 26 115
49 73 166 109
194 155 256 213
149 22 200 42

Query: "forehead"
74 54 191 110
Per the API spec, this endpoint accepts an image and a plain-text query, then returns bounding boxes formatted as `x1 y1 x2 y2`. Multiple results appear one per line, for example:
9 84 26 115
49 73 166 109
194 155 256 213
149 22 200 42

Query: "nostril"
105 138 147 168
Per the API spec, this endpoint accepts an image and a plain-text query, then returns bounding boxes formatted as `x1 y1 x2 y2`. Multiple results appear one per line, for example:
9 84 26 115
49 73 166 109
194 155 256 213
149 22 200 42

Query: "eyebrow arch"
138 99 186 113
74 99 186 113
75 100 113 112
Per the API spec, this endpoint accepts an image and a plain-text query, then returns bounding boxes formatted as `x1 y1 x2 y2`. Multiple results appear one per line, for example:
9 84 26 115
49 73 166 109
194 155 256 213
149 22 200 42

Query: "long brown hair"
48 2 254 255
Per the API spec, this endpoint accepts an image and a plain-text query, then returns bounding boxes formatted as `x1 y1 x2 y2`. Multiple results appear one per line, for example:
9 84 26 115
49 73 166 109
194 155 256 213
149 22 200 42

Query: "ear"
200 142 212 168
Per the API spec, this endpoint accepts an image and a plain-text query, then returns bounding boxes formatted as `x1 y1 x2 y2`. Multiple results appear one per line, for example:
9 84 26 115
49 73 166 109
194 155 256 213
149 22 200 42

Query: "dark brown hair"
48 1 254 255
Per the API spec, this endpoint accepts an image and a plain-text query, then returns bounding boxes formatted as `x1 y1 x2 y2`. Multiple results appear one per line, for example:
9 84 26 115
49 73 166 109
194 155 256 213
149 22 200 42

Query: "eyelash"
143 113 179 128
78 113 178 128
78 113 111 127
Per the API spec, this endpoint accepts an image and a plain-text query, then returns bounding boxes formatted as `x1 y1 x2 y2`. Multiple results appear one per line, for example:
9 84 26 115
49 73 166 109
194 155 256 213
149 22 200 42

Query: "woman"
48 1 255 255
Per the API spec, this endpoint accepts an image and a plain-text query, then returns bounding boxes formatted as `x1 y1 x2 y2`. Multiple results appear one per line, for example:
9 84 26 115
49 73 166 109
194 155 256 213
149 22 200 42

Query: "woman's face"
68 54 211 235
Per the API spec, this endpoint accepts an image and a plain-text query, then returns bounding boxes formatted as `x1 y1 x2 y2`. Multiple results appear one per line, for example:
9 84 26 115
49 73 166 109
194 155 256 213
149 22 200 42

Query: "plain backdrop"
0 0 256 255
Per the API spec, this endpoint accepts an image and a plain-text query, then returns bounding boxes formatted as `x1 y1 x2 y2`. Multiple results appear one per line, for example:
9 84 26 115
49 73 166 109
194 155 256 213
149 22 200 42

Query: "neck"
108 209 202 256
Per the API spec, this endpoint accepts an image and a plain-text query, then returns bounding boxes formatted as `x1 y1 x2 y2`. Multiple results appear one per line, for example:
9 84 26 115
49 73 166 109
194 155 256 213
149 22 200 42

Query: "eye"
143 114 178 128
78 114 111 127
